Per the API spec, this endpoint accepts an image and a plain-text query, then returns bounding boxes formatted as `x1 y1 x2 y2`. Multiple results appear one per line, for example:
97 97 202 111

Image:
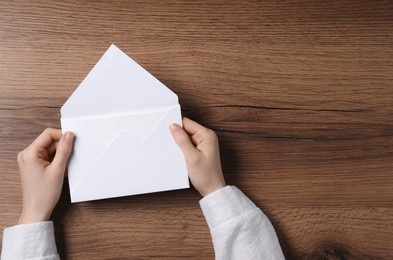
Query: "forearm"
1 221 59 260
200 186 285 260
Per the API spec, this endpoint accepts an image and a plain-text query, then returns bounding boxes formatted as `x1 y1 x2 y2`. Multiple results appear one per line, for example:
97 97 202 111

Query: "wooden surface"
1 0 393 259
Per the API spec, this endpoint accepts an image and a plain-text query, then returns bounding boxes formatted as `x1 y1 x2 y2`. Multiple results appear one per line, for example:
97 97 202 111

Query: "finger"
31 128 62 150
48 140 59 156
170 123 200 161
50 132 74 174
182 117 214 147
182 117 209 136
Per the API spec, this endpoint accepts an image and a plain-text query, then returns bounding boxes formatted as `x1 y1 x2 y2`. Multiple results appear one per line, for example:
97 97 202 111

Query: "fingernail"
170 123 179 132
65 132 74 142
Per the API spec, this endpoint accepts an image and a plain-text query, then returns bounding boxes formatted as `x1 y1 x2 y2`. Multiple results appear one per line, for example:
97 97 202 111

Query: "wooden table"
1 1 392 259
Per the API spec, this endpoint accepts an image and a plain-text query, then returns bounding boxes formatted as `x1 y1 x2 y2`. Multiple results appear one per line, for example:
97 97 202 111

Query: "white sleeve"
1 221 60 260
200 186 285 260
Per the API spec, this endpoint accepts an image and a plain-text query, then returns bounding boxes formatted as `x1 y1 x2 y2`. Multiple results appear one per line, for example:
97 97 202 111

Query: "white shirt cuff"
1 221 59 260
199 185 257 230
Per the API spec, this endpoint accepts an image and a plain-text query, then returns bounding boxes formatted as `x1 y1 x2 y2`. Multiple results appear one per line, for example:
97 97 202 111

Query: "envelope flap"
61 44 178 119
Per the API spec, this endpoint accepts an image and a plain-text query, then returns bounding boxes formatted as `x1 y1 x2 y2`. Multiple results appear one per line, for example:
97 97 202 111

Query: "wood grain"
1 0 392 259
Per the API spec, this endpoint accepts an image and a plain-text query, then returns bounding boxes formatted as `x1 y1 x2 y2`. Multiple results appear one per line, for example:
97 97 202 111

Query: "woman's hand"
170 118 226 197
17 128 74 224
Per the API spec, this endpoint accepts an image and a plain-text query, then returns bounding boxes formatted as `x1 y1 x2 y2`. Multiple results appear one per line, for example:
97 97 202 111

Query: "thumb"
170 123 199 162
51 132 74 173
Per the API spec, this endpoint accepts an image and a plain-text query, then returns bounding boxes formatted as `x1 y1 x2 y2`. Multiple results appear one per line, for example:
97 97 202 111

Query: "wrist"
201 183 226 197
18 209 51 224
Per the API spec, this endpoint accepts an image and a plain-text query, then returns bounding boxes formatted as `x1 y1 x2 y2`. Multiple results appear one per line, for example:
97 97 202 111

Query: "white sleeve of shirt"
1 186 284 260
200 185 285 260
1 221 59 260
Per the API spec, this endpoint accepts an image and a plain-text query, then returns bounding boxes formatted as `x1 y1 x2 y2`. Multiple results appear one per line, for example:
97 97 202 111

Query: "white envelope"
61 44 189 203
